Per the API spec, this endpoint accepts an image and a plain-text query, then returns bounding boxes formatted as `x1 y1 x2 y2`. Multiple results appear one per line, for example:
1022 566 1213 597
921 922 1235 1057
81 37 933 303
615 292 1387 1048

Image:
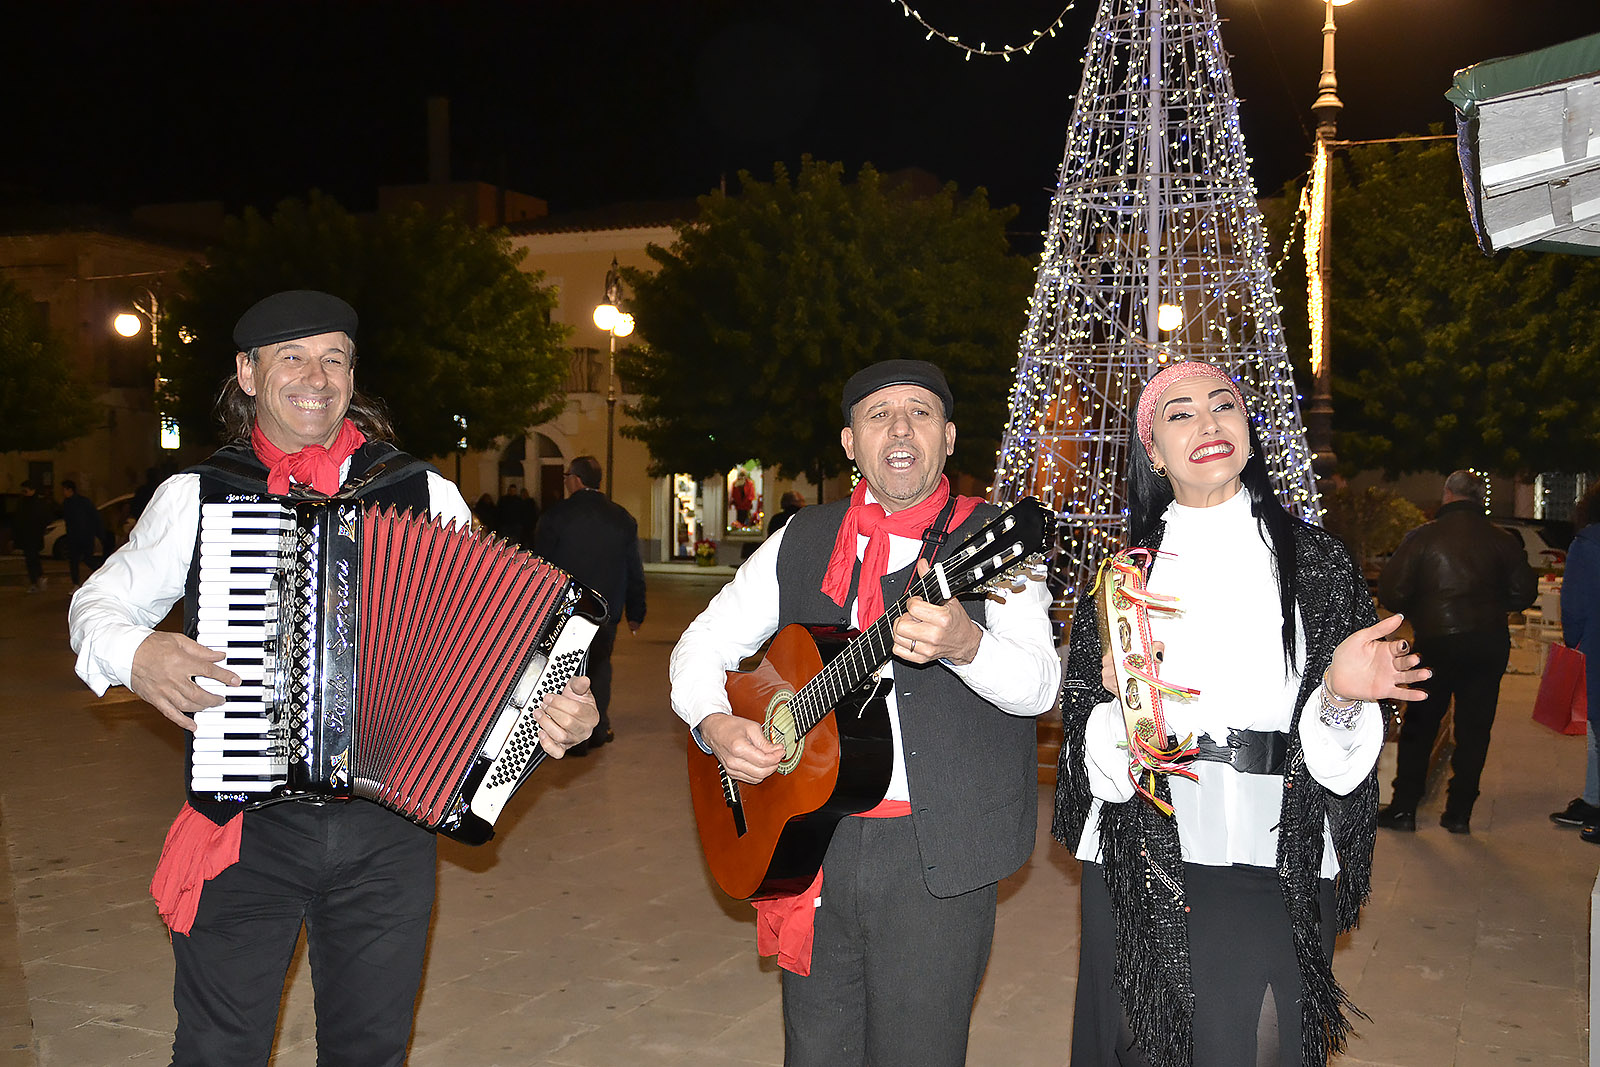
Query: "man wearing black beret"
69 289 600 1065
671 358 1059 1066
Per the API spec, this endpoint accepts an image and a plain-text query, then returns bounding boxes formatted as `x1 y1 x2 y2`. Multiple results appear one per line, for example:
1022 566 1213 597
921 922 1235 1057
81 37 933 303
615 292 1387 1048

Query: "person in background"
766 490 805 537
1377 469 1536 834
16 480 48 593
60 480 104 589
1553 482 1600 836
537 455 646 755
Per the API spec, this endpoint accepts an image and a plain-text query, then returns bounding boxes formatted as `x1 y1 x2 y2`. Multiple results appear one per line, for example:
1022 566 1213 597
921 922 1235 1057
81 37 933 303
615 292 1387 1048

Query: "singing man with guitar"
670 359 1059 1067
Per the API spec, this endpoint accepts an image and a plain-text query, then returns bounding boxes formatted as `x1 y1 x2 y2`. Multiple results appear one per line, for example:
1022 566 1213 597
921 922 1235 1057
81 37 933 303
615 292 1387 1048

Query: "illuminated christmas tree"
992 0 1321 607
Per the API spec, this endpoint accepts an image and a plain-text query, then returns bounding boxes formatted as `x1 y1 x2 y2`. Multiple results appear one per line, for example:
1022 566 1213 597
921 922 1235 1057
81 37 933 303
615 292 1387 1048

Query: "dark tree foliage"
161 193 570 457
619 159 1034 491
1268 135 1600 477
0 277 97 452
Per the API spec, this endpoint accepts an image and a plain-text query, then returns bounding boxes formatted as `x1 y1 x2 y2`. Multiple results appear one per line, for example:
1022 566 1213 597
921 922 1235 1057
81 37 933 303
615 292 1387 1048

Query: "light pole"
592 257 635 498
1306 0 1356 482
112 287 180 450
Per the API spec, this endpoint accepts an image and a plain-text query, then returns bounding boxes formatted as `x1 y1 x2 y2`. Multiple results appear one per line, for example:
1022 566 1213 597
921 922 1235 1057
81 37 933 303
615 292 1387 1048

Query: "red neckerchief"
251 418 367 496
819 476 981 627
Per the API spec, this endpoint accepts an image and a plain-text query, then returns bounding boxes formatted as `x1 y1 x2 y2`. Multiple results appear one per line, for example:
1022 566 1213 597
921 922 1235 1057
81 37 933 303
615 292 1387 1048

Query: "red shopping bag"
1532 643 1588 735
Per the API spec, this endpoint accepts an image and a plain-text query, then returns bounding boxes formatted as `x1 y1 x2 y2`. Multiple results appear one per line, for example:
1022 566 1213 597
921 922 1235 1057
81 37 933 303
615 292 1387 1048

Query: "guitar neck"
787 569 942 737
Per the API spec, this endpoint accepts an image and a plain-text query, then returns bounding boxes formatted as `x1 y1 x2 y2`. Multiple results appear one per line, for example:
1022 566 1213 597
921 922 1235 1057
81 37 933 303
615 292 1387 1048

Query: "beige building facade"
0 228 199 507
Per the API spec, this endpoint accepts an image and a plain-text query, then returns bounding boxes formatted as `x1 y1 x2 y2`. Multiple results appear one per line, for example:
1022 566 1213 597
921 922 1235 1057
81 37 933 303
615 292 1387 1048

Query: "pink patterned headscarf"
1135 361 1246 453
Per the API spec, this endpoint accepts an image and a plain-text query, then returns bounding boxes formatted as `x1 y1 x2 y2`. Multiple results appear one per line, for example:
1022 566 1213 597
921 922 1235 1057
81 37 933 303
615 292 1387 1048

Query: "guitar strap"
917 496 959 570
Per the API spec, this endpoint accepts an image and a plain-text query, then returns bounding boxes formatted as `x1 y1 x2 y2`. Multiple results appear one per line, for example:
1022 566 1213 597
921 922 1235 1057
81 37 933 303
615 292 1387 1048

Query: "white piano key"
191 738 275 752
189 755 282 773
193 716 274 734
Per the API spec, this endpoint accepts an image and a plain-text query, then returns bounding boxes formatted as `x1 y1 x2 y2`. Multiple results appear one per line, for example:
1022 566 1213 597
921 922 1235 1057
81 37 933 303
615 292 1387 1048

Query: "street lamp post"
592 257 635 498
1306 0 1356 482
112 287 180 450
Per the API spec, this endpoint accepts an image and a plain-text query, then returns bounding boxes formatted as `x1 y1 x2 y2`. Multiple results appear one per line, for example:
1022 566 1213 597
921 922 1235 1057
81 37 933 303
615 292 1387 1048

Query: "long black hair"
1127 415 1302 674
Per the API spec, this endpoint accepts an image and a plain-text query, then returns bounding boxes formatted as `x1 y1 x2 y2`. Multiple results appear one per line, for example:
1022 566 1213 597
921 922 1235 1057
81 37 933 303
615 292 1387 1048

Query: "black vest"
182 441 437 824
775 497 1042 897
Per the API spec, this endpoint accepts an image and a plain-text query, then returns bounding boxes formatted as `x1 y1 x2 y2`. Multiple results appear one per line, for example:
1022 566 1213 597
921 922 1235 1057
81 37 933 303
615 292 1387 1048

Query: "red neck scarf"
819 476 981 628
251 418 367 497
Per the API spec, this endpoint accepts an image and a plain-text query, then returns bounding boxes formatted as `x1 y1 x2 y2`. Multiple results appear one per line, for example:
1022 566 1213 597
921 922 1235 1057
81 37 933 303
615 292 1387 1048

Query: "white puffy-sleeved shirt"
69 462 471 696
669 493 1061 803
1075 488 1382 877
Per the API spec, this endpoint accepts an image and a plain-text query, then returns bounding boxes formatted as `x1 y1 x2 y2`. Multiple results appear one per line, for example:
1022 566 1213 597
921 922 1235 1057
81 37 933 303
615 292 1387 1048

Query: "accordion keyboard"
192 501 295 795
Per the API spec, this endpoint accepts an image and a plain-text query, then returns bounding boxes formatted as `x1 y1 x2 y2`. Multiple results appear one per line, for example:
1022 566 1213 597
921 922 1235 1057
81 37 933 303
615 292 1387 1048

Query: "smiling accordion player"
191 495 606 844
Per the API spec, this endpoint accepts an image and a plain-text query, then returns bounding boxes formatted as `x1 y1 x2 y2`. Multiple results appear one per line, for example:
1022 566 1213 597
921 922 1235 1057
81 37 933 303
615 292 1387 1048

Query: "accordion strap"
189 442 433 501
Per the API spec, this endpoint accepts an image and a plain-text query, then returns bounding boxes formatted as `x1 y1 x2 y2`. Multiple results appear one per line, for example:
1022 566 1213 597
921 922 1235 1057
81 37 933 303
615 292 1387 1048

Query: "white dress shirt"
669 495 1060 803
1074 488 1381 877
69 462 470 696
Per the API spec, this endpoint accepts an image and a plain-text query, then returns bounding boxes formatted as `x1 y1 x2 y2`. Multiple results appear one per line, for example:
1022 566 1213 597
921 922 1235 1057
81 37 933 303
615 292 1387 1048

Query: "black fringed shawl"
1052 517 1383 1067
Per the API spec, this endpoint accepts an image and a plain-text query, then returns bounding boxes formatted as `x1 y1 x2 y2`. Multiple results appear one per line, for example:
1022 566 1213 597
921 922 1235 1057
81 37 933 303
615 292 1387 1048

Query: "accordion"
190 495 606 844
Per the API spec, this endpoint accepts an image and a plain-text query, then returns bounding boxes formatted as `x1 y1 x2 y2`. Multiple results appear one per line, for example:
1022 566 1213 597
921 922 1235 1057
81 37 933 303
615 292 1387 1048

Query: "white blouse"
1074 488 1382 877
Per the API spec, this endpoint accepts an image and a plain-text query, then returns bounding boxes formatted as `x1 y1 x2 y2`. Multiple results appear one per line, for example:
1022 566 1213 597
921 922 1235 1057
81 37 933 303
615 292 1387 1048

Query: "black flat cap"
841 359 954 422
233 290 358 351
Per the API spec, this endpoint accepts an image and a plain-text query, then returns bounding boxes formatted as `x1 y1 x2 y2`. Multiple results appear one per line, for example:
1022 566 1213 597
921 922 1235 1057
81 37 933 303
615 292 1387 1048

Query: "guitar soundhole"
765 692 805 774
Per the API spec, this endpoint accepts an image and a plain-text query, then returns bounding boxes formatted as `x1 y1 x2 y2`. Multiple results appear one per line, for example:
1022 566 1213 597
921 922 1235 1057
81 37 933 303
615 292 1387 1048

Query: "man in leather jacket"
1376 470 1536 833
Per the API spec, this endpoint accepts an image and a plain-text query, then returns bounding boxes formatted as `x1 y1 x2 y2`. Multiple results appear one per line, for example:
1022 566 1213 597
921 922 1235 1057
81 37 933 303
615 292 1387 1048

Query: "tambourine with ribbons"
1093 548 1201 815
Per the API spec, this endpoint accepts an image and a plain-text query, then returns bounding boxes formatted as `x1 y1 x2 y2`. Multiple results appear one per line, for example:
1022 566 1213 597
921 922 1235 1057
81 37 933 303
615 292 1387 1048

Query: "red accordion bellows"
355 506 573 825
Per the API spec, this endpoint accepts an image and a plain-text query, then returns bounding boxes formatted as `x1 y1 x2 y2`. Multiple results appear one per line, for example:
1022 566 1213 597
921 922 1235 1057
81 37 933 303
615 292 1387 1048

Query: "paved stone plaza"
1 560 1590 1065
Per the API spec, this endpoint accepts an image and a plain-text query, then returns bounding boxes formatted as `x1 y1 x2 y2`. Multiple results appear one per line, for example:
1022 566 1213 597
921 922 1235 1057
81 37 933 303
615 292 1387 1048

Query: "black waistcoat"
774 497 1041 897
182 441 436 825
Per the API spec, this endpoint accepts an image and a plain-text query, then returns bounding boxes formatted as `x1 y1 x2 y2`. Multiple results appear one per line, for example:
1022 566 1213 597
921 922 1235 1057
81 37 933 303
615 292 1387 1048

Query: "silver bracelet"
1319 669 1363 730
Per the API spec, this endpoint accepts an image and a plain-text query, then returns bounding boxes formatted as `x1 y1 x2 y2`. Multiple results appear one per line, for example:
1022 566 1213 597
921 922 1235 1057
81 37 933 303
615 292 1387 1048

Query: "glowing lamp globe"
593 303 619 331
114 313 144 338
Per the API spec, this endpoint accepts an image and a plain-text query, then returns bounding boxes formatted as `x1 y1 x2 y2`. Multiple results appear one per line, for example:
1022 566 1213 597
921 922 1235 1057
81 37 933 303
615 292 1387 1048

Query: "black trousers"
66 537 95 585
1074 862 1336 1067
587 619 619 729
1389 628 1511 818
170 800 437 1067
781 816 998 1067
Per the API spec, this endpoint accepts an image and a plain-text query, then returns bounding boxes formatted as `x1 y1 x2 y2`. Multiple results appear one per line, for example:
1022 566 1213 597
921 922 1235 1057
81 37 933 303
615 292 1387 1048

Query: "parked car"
44 493 134 560
1495 517 1572 575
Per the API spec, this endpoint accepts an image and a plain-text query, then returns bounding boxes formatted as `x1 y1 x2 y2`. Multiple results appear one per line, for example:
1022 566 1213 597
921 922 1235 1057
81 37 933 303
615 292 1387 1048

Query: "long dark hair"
214 344 396 444
1127 416 1301 674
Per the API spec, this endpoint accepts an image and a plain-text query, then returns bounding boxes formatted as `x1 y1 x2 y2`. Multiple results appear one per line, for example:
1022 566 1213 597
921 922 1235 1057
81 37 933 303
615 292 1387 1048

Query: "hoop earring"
1150 462 1166 477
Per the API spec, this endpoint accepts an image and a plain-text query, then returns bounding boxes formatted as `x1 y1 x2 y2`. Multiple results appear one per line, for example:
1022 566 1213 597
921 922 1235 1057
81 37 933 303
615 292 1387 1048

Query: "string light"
890 1 1077 60
990 0 1322 614
1468 467 1491 514
1306 138 1330 380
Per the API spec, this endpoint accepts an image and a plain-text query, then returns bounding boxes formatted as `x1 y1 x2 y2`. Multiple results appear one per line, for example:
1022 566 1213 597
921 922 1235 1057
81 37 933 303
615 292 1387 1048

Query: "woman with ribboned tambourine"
1054 361 1431 1067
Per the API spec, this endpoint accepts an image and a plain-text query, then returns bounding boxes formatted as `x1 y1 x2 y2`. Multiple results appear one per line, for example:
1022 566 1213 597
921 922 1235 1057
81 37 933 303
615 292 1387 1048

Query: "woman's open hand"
1327 613 1431 703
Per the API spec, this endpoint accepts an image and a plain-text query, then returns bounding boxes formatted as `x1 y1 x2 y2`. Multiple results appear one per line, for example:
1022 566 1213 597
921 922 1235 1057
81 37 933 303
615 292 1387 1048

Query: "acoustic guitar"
687 498 1050 899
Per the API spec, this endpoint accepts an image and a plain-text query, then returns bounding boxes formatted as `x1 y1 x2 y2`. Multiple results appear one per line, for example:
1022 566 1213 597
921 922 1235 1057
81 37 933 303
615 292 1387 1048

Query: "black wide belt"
1187 729 1290 776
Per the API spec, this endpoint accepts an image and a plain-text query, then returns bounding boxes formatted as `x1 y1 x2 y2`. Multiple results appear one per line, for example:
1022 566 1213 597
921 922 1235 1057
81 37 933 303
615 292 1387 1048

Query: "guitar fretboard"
785 568 945 735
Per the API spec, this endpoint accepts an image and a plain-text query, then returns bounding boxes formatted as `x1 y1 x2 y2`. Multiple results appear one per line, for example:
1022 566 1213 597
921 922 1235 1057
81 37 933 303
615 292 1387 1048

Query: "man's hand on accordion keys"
533 675 601 758
131 632 242 731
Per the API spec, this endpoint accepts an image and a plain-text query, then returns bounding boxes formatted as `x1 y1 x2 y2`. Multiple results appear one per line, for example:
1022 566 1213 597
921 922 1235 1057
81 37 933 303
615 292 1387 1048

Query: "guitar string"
788 532 1006 733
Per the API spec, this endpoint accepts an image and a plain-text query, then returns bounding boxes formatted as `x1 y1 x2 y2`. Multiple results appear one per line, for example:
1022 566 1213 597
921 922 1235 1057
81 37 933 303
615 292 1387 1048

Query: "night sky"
8 1 1600 240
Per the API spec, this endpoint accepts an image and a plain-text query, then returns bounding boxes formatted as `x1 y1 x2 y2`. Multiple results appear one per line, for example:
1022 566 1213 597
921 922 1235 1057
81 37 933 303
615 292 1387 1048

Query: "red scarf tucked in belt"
148 418 369 935
754 476 981 974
